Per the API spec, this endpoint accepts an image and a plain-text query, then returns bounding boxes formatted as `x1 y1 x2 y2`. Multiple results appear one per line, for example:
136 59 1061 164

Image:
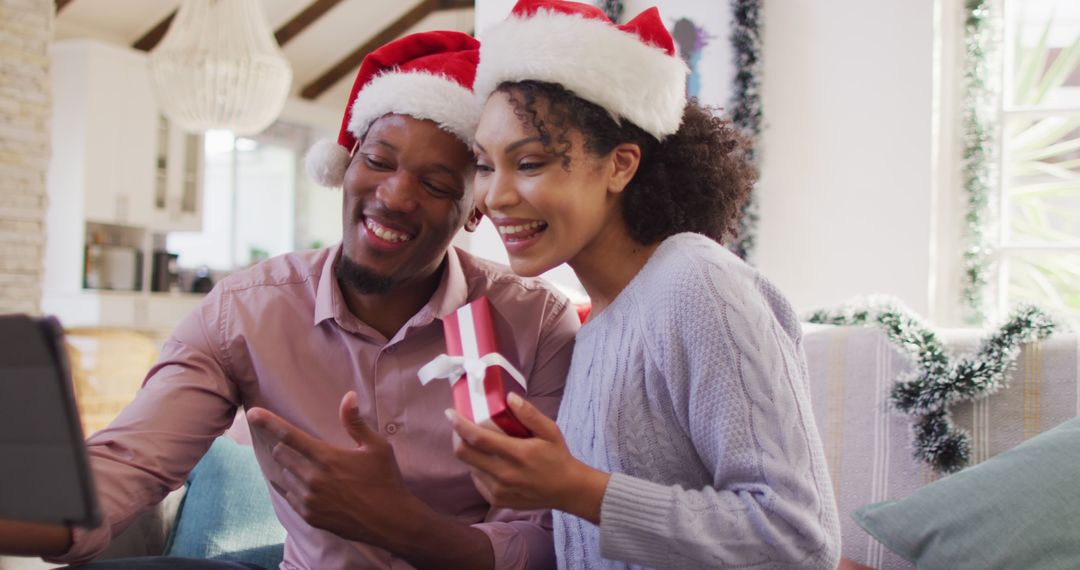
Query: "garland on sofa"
960 0 1002 324
728 0 763 262
806 297 1056 473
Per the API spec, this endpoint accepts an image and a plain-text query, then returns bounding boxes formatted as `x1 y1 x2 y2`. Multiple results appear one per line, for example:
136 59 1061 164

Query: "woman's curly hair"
496 80 756 245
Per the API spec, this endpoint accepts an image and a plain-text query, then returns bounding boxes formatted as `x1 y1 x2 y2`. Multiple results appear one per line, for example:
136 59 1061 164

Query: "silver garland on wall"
807 297 1056 474
598 0 623 23
960 0 1002 324
728 0 763 262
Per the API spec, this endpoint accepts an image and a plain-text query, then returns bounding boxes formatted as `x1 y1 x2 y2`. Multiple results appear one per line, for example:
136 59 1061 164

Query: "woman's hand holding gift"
447 392 611 524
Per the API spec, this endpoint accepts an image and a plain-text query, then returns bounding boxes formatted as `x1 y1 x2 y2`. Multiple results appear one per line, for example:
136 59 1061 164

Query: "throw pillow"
165 437 286 569
853 415 1080 570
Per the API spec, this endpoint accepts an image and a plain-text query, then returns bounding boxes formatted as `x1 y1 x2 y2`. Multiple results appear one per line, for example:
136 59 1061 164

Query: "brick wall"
0 0 52 315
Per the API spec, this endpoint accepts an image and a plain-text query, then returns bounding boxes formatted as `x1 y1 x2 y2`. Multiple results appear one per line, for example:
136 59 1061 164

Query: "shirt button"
385 344 397 354
385 423 399 435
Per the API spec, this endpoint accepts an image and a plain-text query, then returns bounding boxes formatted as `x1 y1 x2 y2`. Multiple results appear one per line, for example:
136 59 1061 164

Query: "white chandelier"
148 0 293 135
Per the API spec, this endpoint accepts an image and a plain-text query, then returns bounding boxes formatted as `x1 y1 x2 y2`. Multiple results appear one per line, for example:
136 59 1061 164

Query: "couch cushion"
853 415 1080 569
164 437 285 568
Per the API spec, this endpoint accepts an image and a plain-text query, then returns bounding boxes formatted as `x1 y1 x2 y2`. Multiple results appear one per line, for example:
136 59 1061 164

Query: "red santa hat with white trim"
305 30 480 188
474 0 689 141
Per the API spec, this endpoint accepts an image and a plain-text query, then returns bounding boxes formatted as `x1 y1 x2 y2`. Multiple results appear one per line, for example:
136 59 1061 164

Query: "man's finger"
277 468 310 518
280 464 308 497
267 478 289 500
271 441 317 481
247 407 324 461
338 391 379 446
507 393 561 441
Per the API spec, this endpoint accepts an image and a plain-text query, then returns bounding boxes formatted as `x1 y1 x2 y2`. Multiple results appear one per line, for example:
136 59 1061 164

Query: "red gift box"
418 297 531 437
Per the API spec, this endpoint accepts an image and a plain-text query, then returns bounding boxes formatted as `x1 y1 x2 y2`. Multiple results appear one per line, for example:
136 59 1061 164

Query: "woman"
447 1 841 569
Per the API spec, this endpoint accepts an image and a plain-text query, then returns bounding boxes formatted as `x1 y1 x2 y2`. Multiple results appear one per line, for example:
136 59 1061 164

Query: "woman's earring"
464 209 483 232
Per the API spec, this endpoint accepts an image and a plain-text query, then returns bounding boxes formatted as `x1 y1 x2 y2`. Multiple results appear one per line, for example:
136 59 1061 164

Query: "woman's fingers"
507 393 562 442
446 409 521 458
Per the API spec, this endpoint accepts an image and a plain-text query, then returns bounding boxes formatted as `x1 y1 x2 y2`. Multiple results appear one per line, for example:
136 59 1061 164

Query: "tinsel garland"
598 0 623 23
960 0 1002 324
729 0 763 262
806 297 1056 473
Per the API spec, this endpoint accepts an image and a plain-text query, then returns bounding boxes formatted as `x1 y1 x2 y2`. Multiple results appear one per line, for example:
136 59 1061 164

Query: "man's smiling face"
338 114 474 294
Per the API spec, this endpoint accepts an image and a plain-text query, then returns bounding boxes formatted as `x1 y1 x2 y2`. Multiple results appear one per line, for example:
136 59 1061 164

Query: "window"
997 0 1080 321
167 121 342 276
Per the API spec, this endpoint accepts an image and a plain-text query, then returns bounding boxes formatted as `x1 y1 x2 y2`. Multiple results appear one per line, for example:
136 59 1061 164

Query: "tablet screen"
0 314 101 527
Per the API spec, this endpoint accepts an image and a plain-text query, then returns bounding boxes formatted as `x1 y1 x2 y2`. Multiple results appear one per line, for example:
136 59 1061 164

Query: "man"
0 31 578 569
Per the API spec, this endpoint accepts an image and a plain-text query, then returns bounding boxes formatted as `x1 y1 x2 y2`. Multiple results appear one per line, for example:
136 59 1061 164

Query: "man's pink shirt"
51 245 579 569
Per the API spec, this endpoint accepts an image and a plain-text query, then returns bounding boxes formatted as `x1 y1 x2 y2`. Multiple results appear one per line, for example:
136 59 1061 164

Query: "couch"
2 324 1076 569
803 324 1079 569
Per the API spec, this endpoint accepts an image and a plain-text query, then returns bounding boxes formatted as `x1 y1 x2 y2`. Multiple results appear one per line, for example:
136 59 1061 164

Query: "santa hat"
474 0 689 141
305 30 480 188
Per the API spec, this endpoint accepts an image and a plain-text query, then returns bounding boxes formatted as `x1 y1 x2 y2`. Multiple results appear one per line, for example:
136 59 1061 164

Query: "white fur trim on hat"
348 71 481 145
475 10 689 140
305 138 351 188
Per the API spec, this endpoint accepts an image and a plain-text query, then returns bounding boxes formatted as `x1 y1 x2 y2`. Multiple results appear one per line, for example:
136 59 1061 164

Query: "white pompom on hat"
474 0 689 141
304 30 481 188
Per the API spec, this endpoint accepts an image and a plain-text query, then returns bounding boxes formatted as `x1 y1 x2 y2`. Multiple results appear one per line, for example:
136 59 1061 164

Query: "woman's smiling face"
472 91 617 277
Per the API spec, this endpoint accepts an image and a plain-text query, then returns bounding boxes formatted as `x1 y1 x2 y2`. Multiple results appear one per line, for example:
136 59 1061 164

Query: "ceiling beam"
135 0 346 53
275 0 346 47
301 0 442 100
55 0 76 13
133 11 175 52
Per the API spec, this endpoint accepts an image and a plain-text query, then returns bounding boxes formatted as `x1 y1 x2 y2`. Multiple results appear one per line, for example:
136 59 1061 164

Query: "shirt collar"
313 243 342 327
417 246 469 325
313 244 470 334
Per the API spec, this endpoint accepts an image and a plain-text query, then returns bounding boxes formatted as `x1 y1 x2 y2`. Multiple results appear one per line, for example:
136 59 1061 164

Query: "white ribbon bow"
417 353 527 406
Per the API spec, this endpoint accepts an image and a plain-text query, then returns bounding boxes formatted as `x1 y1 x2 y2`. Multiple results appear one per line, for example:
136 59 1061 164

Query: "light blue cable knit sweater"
555 233 840 569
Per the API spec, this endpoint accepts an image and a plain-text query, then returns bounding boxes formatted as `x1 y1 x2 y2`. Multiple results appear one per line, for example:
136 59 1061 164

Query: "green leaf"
1012 159 1080 180
1007 179 1080 198
1007 117 1080 154
1025 265 1064 305
1033 31 1080 104
1015 10 1053 104
1014 136 1080 162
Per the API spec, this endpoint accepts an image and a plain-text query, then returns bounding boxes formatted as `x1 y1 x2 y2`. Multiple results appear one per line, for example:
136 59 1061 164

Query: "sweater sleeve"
597 248 840 569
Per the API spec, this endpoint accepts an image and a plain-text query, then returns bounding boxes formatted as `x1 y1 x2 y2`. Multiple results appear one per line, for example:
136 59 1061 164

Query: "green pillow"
854 416 1080 570
165 437 286 569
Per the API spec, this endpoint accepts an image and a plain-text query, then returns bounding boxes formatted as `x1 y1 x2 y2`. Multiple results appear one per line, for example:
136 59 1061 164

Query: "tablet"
0 314 101 527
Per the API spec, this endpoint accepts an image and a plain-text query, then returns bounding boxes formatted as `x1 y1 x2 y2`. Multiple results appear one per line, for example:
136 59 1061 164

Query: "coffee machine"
150 251 180 292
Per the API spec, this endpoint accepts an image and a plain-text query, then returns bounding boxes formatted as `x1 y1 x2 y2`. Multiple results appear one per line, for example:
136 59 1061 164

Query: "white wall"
755 0 938 317
472 1 947 318
475 0 516 35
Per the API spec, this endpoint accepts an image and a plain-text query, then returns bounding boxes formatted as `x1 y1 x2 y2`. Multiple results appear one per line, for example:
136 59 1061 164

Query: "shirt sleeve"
46 288 242 564
471 293 578 569
597 260 840 569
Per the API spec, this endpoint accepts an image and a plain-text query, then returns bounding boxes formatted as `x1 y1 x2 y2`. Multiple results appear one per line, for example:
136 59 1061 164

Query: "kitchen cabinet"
42 39 203 329
58 40 157 227
151 115 204 232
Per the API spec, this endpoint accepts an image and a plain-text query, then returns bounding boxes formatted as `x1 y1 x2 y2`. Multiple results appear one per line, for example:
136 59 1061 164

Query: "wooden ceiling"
53 0 476 110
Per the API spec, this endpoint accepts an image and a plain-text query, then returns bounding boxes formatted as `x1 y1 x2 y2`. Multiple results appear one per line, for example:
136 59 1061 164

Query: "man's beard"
335 254 394 295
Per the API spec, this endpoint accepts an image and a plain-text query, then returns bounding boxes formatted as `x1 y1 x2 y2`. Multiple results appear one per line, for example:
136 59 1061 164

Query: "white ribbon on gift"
417 353 527 425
